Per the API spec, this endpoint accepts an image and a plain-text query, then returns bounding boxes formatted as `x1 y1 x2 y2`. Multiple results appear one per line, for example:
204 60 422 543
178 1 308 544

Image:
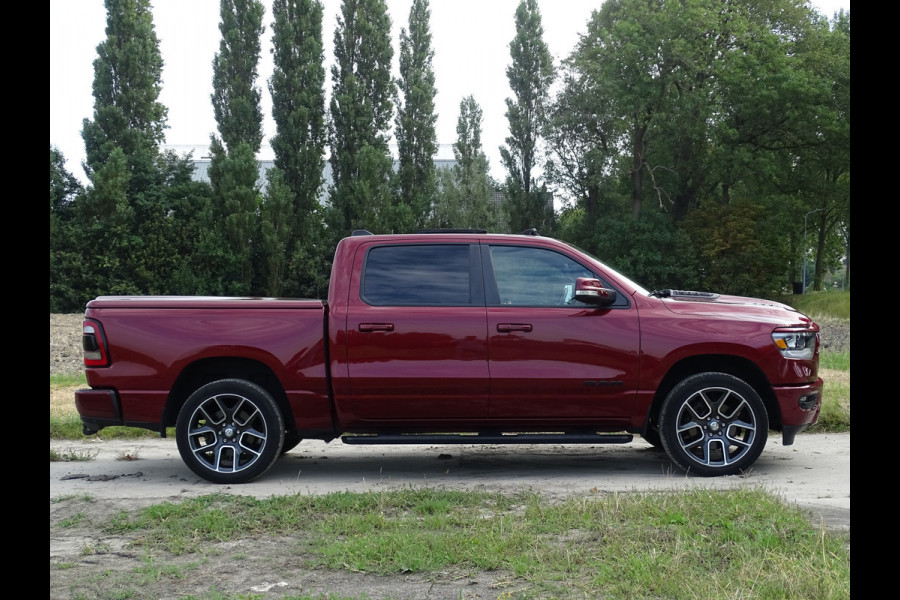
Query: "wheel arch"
646 354 781 434
163 357 295 433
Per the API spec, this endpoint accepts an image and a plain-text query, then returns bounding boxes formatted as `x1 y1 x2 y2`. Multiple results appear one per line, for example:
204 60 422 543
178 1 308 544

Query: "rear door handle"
358 323 394 332
497 323 532 333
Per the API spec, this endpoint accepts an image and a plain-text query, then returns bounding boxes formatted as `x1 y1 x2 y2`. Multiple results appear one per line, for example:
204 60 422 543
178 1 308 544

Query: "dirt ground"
50 313 850 600
50 434 850 600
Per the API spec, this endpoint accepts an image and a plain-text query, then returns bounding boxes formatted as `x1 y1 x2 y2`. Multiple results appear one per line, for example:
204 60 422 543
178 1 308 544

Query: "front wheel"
659 373 768 477
176 379 285 484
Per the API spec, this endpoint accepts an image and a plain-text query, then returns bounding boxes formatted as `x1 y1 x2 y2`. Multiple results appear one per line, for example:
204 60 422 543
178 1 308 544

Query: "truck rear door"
338 242 490 424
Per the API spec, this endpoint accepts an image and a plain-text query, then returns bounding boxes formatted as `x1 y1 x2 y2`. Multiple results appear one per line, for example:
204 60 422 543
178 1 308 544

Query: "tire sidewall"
176 379 285 484
659 372 768 477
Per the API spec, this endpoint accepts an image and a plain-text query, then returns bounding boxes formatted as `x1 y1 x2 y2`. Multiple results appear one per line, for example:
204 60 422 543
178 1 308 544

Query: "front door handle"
359 323 394 332
497 323 533 333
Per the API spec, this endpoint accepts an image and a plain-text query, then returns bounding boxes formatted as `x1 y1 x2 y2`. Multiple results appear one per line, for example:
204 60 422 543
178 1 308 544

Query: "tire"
176 379 285 484
659 373 768 477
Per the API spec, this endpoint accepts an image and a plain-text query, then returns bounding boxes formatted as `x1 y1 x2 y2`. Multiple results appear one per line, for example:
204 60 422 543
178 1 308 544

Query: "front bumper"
774 377 823 445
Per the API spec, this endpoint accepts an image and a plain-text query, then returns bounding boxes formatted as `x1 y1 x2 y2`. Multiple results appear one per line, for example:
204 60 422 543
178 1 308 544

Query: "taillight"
82 319 110 367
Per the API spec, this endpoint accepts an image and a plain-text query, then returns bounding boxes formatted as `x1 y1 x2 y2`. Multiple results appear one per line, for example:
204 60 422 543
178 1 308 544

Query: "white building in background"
164 143 458 200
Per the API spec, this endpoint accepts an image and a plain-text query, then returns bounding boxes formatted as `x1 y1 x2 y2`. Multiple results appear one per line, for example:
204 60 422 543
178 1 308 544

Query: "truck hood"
654 289 816 327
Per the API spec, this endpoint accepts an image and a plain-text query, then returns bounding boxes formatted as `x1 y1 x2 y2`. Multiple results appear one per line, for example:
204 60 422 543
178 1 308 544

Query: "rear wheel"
659 373 768 476
176 379 284 484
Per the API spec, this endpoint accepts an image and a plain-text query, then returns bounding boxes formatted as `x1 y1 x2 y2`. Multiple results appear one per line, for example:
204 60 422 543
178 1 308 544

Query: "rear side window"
362 245 473 306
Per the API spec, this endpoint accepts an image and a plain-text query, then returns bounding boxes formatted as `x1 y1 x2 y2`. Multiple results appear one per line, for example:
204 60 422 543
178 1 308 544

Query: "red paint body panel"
80 300 329 431
76 233 822 443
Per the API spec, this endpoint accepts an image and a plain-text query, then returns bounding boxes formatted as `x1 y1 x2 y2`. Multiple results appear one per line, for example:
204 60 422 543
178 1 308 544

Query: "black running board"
341 433 633 445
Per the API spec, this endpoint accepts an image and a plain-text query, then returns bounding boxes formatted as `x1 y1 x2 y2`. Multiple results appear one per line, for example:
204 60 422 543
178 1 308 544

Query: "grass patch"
821 351 850 371
776 290 850 320
801 349 849 432
88 488 850 599
50 373 87 387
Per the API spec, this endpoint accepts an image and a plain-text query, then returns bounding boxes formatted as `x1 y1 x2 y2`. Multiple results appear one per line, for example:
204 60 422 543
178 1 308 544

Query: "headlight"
772 329 818 360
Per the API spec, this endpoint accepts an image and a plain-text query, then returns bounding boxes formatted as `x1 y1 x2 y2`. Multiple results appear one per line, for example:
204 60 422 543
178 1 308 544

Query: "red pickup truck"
76 230 822 483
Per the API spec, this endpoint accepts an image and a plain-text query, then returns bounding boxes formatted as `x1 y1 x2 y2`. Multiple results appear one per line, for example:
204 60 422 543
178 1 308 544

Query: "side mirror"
574 277 617 306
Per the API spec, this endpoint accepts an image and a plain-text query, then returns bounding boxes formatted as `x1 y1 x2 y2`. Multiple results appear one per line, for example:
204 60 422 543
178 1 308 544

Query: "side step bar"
341 433 634 445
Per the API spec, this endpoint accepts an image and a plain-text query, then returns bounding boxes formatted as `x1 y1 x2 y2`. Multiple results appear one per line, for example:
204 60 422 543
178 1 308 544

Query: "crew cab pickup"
76 230 822 483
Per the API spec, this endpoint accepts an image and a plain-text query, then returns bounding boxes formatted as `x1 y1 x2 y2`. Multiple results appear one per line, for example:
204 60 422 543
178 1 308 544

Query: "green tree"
431 96 499 230
682 197 786 296
208 0 266 293
327 0 395 236
500 0 555 234
76 0 187 304
571 0 831 221
544 63 623 223
81 0 167 184
50 146 86 312
76 148 137 298
394 0 438 231
50 146 82 217
549 0 848 292
258 169 293 295
266 0 328 297
211 0 265 153
794 10 850 291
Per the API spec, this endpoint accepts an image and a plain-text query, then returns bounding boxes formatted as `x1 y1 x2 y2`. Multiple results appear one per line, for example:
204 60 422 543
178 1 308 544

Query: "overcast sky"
50 0 849 185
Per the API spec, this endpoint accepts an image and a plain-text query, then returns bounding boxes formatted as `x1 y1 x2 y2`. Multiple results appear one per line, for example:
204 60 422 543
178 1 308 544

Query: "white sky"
50 0 849 185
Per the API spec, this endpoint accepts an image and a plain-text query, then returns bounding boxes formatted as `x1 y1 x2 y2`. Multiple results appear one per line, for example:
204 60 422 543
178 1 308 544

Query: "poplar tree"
432 96 498 230
327 0 395 235
266 0 328 297
500 0 554 233
394 0 438 231
208 0 265 293
77 0 174 300
81 0 167 183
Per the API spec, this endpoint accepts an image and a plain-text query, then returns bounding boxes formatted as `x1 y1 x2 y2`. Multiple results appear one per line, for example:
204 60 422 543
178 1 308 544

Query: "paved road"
51 432 849 531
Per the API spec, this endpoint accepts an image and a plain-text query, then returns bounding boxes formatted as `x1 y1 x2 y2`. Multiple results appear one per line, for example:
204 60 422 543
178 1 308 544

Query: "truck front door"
484 244 640 424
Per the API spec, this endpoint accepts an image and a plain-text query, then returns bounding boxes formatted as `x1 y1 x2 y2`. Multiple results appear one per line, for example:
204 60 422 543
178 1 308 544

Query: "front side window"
489 245 597 307
362 244 473 306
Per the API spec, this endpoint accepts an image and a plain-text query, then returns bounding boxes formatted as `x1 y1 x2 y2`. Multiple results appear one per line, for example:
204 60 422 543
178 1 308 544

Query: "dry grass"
820 367 849 385
50 384 80 419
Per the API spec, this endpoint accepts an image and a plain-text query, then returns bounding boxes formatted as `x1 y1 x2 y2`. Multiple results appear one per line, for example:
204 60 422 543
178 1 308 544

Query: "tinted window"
362 245 472 306
489 245 596 307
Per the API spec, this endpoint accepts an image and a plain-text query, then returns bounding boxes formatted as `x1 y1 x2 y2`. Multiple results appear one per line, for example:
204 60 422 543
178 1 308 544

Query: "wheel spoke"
718 396 748 420
198 399 225 426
